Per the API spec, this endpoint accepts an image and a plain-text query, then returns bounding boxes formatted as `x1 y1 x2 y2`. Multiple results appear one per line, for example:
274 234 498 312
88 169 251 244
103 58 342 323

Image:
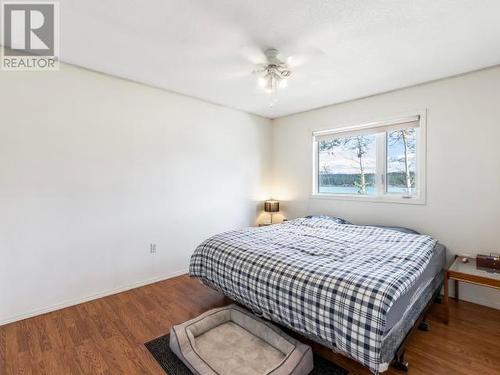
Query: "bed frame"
391 289 442 372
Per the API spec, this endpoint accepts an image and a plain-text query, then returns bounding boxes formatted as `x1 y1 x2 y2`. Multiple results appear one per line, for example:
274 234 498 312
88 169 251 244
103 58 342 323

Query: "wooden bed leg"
418 319 430 331
392 351 409 372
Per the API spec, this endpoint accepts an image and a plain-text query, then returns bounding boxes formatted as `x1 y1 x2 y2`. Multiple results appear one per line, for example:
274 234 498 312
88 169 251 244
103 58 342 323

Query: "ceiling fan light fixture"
258 76 267 88
264 76 275 94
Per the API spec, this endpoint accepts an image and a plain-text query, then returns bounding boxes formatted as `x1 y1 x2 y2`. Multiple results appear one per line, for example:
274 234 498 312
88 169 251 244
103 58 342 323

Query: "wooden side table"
444 256 500 323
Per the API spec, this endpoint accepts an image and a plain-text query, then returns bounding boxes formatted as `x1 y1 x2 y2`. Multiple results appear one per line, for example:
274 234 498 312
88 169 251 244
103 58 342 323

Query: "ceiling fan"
241 45 325 107
253 48 292 106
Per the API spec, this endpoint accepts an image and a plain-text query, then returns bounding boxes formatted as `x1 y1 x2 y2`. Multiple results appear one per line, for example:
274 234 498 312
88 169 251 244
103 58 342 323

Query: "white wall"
0 63 272 324
272 66 500 309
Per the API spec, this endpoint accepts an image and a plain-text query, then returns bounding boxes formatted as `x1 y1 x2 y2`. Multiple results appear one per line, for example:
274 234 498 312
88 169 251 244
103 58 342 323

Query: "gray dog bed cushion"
169 304 314 375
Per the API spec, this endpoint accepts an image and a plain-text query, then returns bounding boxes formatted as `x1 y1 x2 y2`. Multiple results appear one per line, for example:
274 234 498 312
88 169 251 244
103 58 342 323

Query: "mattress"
384 243 445 333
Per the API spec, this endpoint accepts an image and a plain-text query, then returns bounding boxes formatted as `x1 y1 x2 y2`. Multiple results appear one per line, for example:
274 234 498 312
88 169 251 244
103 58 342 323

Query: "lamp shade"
264 200 279 213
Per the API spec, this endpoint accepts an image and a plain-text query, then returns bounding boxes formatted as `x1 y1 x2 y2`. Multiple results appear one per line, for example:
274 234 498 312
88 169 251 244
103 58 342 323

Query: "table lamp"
264 200 279 224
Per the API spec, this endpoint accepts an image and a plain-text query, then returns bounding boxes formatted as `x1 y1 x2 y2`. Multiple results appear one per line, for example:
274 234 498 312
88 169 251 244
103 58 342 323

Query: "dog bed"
169 304 314 375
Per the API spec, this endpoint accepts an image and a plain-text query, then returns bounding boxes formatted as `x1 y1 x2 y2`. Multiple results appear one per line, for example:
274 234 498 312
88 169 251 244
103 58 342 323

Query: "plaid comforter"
189 217 436 373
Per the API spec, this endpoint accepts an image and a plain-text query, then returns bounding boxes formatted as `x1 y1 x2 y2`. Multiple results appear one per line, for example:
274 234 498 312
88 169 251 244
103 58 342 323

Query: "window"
312 113 426 203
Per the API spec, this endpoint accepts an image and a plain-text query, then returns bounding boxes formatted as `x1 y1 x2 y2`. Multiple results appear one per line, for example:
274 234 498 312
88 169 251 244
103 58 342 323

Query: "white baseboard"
452 282 500 310
440 283 499 308
0 269 189 326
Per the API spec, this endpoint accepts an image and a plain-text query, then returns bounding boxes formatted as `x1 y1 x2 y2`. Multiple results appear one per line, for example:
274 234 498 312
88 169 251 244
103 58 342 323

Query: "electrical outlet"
150 243 157 254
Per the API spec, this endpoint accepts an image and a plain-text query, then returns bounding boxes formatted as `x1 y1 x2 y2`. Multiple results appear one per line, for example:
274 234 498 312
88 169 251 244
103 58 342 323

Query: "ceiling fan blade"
274 32 329 68
238 45 267 65
220 71 252 80
287 46 327 65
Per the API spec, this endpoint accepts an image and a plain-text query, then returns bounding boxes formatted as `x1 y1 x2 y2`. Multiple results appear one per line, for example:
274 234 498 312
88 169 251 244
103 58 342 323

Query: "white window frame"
311 110 427 205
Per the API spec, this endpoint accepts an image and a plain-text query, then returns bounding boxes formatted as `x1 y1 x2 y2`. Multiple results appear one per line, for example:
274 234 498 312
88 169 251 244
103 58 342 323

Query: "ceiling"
60 0 500 118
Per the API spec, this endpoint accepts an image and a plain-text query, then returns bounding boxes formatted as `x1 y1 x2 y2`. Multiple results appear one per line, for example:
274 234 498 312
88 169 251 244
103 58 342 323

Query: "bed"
189 217 445 374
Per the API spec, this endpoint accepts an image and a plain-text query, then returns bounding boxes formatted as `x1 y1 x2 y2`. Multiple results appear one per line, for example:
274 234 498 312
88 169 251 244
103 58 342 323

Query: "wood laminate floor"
1 275 499 374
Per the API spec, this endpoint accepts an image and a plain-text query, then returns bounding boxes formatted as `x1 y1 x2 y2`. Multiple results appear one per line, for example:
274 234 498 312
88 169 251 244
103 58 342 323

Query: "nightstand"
443 255 500 323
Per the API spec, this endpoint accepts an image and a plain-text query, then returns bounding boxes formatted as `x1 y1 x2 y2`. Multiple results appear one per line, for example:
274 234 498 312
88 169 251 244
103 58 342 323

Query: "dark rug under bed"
145 334 348 375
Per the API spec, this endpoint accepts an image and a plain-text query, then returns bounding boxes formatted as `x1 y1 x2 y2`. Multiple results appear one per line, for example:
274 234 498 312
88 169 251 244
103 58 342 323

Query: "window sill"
310 193 426 205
